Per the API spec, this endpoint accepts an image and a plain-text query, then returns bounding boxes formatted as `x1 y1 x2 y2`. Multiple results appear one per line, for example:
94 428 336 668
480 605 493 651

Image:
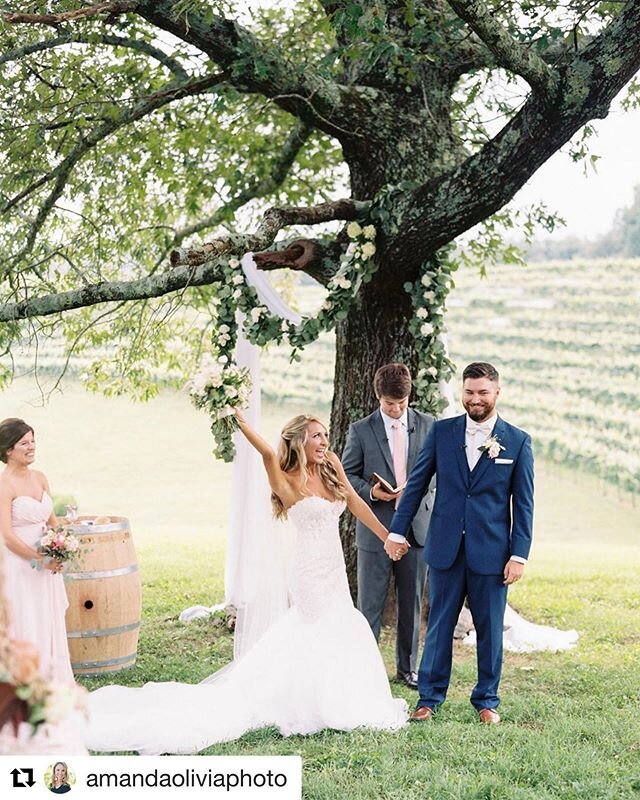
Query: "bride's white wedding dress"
86 497 408 754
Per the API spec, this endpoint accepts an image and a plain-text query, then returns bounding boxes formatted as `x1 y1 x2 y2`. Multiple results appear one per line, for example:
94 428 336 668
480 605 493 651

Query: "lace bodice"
287 496 351 621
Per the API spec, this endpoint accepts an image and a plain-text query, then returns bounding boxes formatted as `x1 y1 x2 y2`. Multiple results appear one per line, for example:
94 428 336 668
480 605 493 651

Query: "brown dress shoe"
478 708 500 724
411 706 434 721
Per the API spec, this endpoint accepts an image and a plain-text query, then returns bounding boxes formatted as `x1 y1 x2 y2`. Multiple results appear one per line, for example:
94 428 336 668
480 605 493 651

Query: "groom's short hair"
463 362 500 383
374 363 412 399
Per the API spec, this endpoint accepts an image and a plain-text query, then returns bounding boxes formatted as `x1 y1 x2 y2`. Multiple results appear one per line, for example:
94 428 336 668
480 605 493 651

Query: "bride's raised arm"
234 410 294 505
325 453 390 545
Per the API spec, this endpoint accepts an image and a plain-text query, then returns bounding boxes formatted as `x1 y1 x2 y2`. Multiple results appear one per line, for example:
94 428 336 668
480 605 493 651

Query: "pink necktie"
391 422 407 506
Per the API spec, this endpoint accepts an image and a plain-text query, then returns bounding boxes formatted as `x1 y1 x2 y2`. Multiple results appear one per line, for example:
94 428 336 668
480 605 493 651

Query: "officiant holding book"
342 364 434 689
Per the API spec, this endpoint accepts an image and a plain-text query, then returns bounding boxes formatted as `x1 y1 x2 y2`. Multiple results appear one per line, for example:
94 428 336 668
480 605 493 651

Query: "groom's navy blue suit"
390 413 534 711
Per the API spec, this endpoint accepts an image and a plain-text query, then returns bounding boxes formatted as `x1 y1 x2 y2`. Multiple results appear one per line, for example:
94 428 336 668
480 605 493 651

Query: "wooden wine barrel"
63 516 142 677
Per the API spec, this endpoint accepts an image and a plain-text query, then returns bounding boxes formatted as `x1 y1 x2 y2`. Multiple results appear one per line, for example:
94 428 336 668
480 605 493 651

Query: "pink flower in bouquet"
38 526 81 565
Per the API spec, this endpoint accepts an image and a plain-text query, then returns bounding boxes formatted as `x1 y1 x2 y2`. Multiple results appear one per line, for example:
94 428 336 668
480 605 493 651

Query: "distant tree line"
525 184 640 260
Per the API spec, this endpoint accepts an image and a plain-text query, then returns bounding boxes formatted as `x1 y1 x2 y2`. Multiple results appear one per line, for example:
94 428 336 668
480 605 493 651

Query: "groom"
389 362 534 723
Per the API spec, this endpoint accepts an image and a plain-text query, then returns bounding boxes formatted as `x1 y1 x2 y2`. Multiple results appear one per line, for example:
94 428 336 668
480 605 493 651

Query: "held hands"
384 537 410 562
503 559 524 585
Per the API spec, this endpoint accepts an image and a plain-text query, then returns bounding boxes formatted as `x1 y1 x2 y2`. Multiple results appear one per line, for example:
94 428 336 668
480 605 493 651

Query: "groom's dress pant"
417 537 507 711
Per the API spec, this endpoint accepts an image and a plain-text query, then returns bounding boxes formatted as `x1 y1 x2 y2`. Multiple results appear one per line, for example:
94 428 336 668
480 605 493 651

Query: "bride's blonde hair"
272 414 347 519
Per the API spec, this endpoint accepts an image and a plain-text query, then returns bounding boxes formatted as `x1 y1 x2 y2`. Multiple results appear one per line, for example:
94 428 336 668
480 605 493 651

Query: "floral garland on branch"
405 248 457 416
188 210 458 459
189 222 379 460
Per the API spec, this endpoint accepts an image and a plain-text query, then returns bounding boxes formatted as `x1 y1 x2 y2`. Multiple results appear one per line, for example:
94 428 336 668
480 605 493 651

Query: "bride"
86 412 408 754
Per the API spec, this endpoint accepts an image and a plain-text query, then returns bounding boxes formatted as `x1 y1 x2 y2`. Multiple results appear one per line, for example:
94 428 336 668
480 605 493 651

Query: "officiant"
342 364 434 689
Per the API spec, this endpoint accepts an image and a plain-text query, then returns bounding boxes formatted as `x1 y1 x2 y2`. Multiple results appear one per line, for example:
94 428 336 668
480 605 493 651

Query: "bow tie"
466 422 493 436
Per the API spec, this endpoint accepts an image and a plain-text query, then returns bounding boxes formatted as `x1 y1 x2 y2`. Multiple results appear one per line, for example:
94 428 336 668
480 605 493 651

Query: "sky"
513 102 640 240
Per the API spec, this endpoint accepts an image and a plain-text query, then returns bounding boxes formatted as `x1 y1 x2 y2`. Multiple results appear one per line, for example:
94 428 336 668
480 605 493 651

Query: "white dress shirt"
465 412 497 470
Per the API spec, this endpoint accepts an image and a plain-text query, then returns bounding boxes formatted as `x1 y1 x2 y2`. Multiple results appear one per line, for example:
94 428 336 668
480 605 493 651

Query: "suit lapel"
369 412 395 476
469 415 506 487
452 414 470 486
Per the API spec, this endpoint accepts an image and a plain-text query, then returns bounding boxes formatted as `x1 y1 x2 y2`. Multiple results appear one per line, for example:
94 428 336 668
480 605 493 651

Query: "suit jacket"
390 414 534 574
342 407 435 552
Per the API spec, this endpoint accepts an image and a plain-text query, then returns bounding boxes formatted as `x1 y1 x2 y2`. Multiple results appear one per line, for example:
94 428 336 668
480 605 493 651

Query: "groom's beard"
463 401 497 422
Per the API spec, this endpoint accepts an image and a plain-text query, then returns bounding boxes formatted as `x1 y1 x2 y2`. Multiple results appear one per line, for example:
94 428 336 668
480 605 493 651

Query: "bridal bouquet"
189 355 252 461
38 526 81 569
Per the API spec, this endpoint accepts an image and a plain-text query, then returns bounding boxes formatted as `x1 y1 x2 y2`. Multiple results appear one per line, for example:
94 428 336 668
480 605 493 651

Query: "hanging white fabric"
181 254 301 659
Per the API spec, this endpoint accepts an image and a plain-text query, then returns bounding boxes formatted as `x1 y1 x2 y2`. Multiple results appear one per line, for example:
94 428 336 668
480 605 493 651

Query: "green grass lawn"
1 381 639 799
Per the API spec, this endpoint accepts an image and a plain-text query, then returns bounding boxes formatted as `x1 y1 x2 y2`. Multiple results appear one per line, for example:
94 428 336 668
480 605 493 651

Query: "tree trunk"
330 273 422 598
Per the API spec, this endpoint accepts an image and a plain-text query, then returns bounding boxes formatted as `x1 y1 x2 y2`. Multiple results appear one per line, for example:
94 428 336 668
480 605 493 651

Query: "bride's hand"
234 408 247 426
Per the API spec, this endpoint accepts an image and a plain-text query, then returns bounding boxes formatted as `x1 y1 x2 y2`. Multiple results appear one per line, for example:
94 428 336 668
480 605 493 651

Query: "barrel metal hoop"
66 621 141 639
71 653 136 669
64 564 139 580
67 518 131 534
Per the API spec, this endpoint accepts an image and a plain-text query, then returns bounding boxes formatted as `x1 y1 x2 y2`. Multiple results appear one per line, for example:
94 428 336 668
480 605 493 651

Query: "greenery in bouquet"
37 526 81 570
188 356 252 461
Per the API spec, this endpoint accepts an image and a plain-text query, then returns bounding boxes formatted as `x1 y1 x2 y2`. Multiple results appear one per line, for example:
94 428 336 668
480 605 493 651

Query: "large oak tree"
1 1 640 583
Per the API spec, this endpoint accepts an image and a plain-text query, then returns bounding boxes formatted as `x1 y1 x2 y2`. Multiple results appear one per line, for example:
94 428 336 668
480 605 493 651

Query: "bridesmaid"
0 418 74 685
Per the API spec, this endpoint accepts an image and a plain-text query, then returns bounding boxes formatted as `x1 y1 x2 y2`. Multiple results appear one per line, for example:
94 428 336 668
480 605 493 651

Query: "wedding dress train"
86 497 408 754
462 603 579 653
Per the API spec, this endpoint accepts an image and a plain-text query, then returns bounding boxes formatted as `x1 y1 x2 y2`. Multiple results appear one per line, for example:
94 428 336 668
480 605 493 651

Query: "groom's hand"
503 559 524 585
384 538 409 561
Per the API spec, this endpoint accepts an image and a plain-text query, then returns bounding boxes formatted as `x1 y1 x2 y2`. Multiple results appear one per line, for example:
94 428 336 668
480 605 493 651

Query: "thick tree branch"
170 198 371 267
447 0 559 95
392 0 640 270
253 238 335 286
0 198 368 321
4 2 139 27
0 32 190 80
0 263 214 322
133 1 358 141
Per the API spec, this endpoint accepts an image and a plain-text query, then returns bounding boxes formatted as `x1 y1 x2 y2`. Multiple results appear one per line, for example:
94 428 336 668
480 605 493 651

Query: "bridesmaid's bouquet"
189 355 252 461
38 526 81 569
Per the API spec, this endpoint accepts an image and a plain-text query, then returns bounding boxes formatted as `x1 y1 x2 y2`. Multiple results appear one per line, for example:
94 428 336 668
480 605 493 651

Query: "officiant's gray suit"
342 407 434 674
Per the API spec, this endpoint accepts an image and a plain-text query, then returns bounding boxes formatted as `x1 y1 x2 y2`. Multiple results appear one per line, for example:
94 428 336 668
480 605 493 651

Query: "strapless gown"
3 491 74 686
86 497 408 754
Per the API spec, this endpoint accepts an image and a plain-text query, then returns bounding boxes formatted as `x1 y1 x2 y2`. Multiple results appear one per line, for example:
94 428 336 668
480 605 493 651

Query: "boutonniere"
478 435 505 460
